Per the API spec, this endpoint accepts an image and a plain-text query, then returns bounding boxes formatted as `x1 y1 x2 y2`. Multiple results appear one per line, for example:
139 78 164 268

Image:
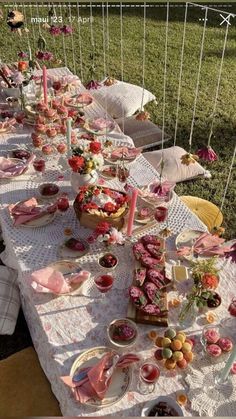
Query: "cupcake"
206 344 222 357
218 337 233 352
204 328 220 344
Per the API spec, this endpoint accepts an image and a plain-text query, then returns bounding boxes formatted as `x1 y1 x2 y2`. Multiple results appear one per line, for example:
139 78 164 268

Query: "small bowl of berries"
107 318 138 348
39 183 60 199
98 253 118 271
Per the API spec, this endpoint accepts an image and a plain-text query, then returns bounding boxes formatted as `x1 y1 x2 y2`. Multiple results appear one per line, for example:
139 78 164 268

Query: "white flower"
108 227 125 245
97 234 104 242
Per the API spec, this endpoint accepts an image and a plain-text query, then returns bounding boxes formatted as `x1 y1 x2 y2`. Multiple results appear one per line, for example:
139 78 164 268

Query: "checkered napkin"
0 265 20 335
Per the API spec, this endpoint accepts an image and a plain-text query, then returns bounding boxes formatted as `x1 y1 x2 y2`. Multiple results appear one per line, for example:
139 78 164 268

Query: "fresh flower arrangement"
179 257 221 322
68 142 104 174
88 221 125 245
0 62 32 89
75 185 129 215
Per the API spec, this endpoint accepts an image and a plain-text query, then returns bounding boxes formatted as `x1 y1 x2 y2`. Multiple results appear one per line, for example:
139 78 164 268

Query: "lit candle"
66 118 72 158
127 188 139 237
218 345 236 384
42 65 47 105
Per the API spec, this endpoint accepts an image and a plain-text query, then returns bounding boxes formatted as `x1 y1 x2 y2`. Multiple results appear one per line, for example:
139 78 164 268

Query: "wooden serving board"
127 236 169 327
127 292 168 327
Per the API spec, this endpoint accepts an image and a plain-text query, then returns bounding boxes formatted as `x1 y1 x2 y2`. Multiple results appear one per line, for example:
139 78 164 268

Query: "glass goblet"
94 274 114 302
33 158 46 182
57 194 70 225
138 361 160 394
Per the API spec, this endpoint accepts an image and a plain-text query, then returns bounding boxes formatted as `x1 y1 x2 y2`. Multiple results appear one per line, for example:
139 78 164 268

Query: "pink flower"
197 146 218 162
108 227 125 245
61 25 73 35
49 25 61 36
86 80 101 90
225 242 236 263
43 52 54 61
18 51 28 58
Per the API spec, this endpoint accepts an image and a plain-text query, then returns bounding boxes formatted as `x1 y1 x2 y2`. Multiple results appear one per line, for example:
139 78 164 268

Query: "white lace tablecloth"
1 68 235 417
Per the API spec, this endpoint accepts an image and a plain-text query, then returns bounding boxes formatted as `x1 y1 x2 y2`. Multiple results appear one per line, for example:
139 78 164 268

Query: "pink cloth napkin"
90 118 114 130
177 232 231 257
61 352 140 404
149 180 175 197
111 147 142 160
0 156 26 178
9 197 57 226
29 266 90 294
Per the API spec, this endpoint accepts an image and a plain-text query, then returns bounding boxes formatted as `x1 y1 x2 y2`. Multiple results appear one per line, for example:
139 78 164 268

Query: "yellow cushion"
180 195 223 231
0 347 61 416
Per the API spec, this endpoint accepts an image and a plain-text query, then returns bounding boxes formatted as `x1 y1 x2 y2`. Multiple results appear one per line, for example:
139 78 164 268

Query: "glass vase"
178 299 199 329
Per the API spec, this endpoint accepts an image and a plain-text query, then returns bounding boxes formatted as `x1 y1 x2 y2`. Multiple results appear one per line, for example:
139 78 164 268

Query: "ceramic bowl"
98 253 118 271
107 318 138 348
141 395 184 417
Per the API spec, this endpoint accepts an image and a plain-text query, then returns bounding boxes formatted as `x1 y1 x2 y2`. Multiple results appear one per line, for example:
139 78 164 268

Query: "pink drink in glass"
95 274 114 293
57 196 69 212
140 363 160 383
155 206 168 222
33 159 45 173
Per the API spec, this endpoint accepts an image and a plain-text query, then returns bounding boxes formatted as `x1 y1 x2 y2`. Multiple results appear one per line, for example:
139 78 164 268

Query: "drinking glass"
138 361 160 394
33 158 45 182
57 194 70 225
94 274 114 301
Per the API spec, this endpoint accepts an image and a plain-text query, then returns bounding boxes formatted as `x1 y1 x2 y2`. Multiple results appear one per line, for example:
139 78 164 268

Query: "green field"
1 2 235 238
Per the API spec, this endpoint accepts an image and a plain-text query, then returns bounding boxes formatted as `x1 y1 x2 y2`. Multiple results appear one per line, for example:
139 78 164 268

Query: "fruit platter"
127 234 171 326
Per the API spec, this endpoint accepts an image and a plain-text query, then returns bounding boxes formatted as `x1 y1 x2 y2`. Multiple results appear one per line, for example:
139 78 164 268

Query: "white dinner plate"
70 346 132 407
48 259 85 295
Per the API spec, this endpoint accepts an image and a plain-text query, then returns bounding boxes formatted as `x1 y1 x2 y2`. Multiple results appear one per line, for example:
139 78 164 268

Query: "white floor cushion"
143 146 211 183
91 80 156 119
0 265 20 335
116 116 170 149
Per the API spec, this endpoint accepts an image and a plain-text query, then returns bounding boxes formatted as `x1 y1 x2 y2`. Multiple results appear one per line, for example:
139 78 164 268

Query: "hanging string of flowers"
197 16 229 162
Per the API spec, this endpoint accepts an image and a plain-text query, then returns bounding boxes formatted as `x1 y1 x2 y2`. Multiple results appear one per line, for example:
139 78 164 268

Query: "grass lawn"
0 2 235 238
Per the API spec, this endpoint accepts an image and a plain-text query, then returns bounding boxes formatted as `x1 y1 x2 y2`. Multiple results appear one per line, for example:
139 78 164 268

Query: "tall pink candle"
42 65 48 105
127 188 139 236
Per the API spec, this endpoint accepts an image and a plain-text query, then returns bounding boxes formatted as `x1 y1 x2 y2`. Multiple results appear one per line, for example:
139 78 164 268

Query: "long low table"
1 68 235 417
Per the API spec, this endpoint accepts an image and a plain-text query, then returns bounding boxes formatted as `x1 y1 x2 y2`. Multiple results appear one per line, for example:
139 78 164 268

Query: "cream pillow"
116 116 170 149
91 80 156 119
143 146 211 183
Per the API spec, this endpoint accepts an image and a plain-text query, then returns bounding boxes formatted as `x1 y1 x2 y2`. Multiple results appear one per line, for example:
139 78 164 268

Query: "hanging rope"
59 3 67 67
68 3 76 74
89 1 95 74
120 1 124 82
140 1 146 111
102 2 106 78
106 2 110 76
22 2 32 60
29 4 36 50
188 7 208 152
76 1 84 82
211 144 236 230
174 2 188 146
161 1 169 153
207 17 230 147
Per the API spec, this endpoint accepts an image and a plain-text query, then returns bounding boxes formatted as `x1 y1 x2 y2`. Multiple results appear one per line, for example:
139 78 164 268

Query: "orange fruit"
148 330 158 341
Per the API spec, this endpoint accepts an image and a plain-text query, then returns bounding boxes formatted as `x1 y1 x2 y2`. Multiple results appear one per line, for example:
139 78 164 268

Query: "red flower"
94 188 100 196
95 222 111 235
89 141 101 154
68 156 85 172
76 192 85 203
201 274 219 290
104 202 116 213
83 202 98 212
103 188 112 196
